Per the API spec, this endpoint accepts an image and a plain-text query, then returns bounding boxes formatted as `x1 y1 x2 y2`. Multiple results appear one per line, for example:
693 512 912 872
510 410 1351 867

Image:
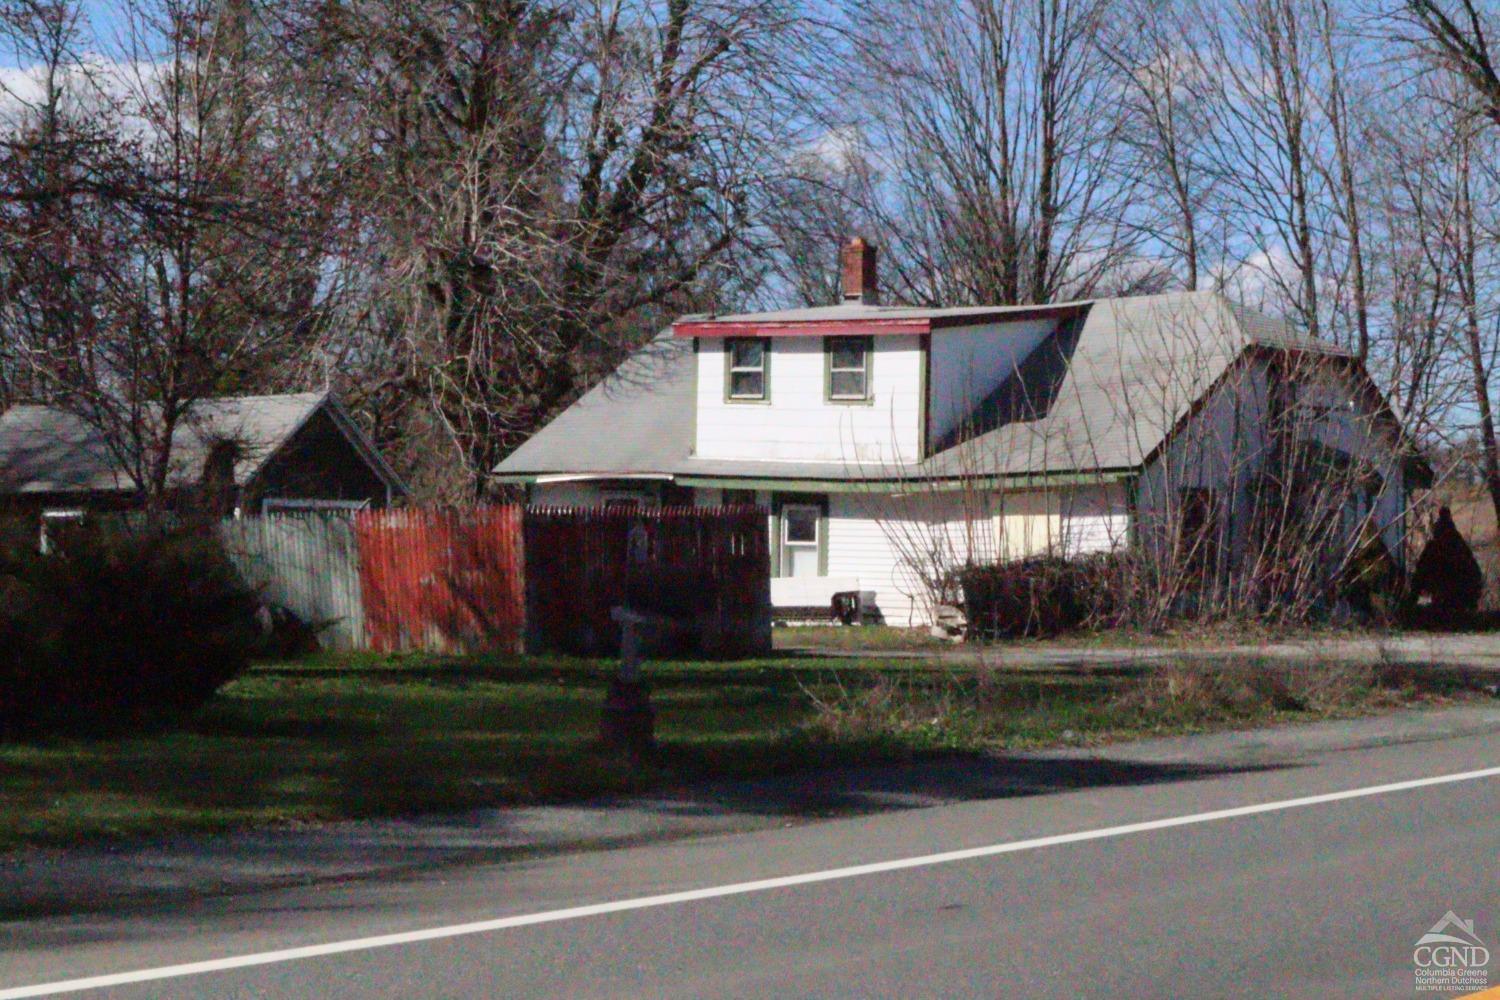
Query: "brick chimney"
841 237 878 305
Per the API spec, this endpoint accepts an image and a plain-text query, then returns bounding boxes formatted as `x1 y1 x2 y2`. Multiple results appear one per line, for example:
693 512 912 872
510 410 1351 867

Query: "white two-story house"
496 240 1428 625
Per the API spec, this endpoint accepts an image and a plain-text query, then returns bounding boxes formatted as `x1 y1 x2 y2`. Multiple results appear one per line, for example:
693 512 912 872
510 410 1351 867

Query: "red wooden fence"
353 506 525 654
317 505 769 655
523 506 771 657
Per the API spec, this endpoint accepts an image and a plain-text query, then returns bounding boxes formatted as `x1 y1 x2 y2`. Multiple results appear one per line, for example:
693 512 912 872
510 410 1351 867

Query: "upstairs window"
726 338 768 401
826 336 871 402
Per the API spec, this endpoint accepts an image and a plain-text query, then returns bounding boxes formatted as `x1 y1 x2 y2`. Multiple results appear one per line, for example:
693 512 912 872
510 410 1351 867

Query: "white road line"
5 764 1500 998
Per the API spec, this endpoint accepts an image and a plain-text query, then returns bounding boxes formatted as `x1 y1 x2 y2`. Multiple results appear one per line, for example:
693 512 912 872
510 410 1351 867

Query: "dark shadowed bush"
0 522 261 738
959 554 1130 639
1407 506 1484 627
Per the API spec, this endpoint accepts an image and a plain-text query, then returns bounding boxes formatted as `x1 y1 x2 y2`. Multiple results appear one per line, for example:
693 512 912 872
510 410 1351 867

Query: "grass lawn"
0 652 890 852
773 625 955 652
0 650 1491 852
773 622 1415 653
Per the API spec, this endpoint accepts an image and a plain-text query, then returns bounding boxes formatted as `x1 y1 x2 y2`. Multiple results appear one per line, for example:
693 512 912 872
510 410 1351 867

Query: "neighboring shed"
0 392 406 521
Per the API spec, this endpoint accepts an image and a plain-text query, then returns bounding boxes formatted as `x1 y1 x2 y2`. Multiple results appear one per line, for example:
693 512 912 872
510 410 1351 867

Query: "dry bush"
799 673 984 749
959 555 1134 638
1113 659 1381 719
799 656 1434 752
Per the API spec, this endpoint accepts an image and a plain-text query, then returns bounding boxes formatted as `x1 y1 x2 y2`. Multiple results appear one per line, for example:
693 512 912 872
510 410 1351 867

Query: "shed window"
39 509 84 555
827 336 871 401
727 338 768 400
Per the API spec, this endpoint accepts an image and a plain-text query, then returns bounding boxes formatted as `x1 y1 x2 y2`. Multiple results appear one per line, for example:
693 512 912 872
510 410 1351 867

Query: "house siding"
528 480 681 507
695 335 924 467
825 493 940 627
530 481 609 507
1295 372 1408 561
1134 356 1409 580
996 484 1130 560
824 484 1128 626
1135 358 1269 566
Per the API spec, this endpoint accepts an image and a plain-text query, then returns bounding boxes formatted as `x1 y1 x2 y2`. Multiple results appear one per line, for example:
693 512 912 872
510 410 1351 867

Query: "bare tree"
262 0 814 499
1311 0 1371 360
839 0 1135 307
1399 0 1500 125
0 0 331 508
1100 0 1215 291
1445 111 1500 530
1203 0 1325 339
759 133 882 308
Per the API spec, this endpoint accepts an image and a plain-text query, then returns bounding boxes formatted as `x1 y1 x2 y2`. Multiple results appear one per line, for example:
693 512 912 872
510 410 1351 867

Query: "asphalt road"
4 721 1499 999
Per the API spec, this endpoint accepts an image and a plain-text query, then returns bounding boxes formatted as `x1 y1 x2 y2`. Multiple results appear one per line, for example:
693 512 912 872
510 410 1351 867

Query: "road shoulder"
4 702 1498 921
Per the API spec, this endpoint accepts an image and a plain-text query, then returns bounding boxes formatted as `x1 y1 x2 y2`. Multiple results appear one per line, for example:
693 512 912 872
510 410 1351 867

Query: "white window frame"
781 503 821 577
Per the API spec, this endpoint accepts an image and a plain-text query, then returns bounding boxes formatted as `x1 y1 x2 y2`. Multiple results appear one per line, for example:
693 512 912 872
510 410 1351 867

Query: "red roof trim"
673 318 930 338
672 304 1087 338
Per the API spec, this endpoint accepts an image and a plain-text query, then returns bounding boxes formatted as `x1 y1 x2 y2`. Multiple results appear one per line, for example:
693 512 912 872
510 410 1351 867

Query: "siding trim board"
918 333 932 459
500 470 1137 492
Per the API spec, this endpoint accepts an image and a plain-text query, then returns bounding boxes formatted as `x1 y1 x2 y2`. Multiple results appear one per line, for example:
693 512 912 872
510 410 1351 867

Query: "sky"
81 2 133 47
0 2 143 69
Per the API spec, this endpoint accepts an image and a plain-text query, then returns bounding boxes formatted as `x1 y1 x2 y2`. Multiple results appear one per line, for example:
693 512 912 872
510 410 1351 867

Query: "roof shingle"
494 290 1360 484
0 392 333 495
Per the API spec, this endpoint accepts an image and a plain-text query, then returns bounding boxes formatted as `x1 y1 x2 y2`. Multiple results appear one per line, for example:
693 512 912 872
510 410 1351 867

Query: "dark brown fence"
523 506 771 658
353 507 526 654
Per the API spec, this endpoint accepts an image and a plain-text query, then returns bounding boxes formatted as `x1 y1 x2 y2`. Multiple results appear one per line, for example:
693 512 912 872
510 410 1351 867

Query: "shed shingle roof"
0 392 351 495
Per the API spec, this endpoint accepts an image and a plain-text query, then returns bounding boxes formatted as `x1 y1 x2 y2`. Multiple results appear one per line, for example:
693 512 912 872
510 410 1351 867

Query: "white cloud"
1209 246 1301 313
0 55 169 137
